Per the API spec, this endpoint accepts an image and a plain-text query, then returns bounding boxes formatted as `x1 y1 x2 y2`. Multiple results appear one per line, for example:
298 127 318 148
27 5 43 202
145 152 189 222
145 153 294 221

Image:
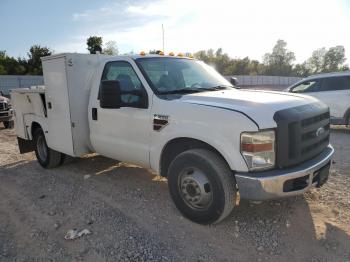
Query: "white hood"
179 89 321 129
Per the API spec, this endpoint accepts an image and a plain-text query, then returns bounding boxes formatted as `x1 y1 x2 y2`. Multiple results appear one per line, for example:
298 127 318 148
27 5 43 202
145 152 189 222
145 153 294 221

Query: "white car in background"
286 71 350 125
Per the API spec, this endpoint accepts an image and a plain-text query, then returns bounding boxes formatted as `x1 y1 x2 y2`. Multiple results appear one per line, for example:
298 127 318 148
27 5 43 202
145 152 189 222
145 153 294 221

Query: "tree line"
0 37 348 77
194 40 348 77
0 46 52 75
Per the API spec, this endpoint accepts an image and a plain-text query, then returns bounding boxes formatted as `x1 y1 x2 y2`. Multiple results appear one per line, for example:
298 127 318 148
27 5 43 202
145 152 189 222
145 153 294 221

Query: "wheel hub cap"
179 168 213 210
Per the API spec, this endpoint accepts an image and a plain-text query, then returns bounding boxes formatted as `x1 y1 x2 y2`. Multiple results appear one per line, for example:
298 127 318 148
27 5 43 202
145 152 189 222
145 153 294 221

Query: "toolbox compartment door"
42 55 74 155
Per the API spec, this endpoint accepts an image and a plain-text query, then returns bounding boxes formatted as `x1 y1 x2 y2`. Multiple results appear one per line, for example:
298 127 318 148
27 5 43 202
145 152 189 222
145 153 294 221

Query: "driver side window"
101 61 144 104
292 80 321 93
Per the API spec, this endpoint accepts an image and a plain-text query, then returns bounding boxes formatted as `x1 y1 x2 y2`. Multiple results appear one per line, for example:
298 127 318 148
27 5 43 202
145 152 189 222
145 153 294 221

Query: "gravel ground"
0 125 349 262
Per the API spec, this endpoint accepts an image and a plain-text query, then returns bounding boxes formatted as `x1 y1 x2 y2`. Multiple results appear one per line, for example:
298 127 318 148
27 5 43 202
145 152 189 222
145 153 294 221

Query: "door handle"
92 108 97 120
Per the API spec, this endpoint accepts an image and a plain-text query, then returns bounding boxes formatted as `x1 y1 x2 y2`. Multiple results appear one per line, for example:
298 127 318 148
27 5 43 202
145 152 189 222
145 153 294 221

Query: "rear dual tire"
33 128 64 168
167 149 237 224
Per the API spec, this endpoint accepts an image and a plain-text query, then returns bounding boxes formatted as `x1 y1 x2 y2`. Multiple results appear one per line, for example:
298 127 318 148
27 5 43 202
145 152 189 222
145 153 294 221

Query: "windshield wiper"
159 88 210 95
208 85 233 90
159 85 233 95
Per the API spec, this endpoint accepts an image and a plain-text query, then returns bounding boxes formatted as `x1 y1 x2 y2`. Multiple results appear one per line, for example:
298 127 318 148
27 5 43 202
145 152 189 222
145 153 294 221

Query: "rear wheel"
33 128 63 168
167 149 237 224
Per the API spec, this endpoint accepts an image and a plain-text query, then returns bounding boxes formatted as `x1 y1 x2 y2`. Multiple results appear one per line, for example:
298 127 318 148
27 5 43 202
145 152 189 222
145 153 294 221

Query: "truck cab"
11 53 334 224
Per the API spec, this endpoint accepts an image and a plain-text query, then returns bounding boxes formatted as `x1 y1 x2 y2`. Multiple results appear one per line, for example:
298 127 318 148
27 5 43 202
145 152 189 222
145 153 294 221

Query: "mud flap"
17 137 34 154
315 163 331 187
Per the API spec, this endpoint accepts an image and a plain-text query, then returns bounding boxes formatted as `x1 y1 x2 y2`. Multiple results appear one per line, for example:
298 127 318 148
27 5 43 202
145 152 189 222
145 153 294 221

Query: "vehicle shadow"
330 125 350 134
1 154 350 262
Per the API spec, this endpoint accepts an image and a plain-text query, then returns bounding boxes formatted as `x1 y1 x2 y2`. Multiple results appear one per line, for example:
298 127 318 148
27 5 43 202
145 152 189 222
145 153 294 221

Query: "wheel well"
159 137 228 177
31 122 42 138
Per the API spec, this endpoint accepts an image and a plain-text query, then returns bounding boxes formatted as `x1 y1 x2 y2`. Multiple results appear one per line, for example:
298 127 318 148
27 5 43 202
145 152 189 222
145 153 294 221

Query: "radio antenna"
162 24 165 53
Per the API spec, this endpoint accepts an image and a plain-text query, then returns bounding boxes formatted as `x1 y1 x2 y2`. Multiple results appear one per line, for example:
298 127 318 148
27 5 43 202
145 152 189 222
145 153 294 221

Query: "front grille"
274 103 330 168
0 102 6 111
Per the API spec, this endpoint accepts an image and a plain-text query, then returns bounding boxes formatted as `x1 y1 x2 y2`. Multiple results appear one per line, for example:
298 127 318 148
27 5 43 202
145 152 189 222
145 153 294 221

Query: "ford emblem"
316 127 325 137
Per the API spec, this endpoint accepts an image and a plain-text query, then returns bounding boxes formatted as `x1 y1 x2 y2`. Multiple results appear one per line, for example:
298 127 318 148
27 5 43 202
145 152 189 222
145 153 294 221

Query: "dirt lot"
0 125 349 262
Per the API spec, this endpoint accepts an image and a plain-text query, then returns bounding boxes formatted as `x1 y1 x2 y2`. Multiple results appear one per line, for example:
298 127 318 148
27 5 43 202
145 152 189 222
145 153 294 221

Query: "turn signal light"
240 130 275 171
241 142 273 153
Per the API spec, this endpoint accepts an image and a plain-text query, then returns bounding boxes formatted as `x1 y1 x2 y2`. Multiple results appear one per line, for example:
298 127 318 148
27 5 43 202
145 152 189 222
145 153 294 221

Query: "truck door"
89 60 151 168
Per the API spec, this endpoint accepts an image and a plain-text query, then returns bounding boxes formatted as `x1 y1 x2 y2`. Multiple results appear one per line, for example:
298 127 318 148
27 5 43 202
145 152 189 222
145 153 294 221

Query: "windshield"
136 57 233 94
291 80 321 93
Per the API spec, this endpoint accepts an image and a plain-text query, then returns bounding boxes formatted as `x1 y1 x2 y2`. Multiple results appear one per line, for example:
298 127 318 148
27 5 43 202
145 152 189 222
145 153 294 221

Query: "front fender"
150 100 258 173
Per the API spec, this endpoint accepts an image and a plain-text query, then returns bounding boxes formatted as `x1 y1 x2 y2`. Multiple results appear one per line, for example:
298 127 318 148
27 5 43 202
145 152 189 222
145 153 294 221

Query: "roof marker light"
140 51 146 56
159 51 164 55
169 52 174 56
177 53 184 57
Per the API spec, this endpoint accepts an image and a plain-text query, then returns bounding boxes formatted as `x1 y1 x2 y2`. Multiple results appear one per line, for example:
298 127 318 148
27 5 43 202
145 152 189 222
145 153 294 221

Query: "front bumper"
235 145 334 200
0 109 13 121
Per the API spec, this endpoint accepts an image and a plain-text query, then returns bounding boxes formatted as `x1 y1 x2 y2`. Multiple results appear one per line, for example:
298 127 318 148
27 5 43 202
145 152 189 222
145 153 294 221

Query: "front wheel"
33 128 64 169
167 149 237 224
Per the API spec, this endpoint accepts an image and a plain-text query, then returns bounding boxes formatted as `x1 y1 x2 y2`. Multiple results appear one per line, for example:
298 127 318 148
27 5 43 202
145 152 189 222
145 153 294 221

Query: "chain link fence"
227 75 302 88
0 75 44 96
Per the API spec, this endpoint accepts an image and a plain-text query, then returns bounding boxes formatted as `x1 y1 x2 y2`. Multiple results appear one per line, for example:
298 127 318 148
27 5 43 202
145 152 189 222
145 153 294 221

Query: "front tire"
167 149 237 224
33 128 63 168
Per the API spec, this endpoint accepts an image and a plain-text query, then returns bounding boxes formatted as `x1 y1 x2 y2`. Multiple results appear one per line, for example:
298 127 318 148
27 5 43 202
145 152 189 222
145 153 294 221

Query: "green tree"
323 45 347 72
103 41 118 55
27 45 52 75
194 48 229 74
304 46 348 74
194 49 266 76
213 48 231 74
0 65 6 74
0 51 27 75
263 40 295 76
293 62 311 77
307 48 327 73
87 36 103 54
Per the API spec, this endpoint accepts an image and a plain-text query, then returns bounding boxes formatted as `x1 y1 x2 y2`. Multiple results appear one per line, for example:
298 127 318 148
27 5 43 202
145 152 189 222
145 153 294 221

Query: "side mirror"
100 80 122 109
230 77 238 86
99 80 148 109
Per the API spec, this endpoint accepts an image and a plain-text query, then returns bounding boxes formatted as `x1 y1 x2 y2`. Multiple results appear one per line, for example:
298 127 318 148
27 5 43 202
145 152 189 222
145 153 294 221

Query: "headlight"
241 130 275 171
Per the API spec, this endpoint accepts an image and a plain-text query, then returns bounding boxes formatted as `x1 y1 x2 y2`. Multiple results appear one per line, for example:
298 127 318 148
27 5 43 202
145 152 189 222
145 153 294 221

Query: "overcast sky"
1 0 350 63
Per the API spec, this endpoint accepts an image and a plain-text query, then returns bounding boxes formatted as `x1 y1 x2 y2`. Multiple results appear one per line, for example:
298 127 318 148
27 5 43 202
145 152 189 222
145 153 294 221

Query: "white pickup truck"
11 53 334 224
